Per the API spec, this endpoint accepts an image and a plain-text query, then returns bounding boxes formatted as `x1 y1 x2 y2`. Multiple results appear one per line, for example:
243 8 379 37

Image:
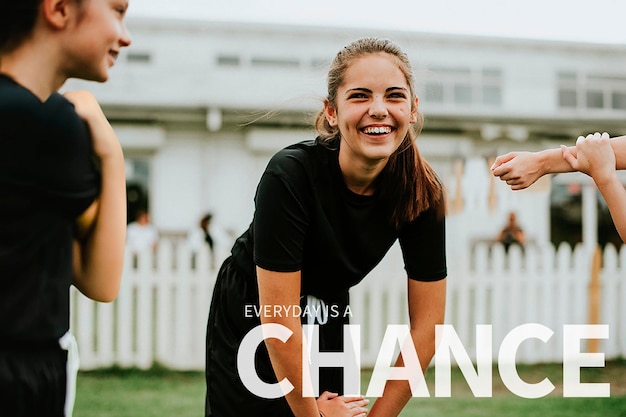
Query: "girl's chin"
362 149 397 162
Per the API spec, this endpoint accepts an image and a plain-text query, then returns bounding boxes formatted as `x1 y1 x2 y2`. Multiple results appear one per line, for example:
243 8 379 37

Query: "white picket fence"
70 239 626 370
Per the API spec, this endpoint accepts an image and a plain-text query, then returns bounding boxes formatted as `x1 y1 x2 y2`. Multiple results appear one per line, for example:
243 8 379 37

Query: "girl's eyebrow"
345 86 408 95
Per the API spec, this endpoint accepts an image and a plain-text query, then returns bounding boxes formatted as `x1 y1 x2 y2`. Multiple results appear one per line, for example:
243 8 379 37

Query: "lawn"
74 360 626 417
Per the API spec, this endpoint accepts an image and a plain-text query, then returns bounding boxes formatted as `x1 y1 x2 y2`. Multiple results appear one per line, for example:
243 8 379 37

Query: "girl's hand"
562 132 617 186
491 151 544 190
63 90 122 161
317 391 369 417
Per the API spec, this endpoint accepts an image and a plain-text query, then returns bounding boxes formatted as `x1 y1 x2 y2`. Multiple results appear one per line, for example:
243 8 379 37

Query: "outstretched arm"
491 135 626 190
66 91 126 302
368 278 446 417
562 133 626 243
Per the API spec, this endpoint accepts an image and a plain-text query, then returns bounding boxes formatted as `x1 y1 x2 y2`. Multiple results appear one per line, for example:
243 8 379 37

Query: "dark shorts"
205 257 349 417
0 341 67 417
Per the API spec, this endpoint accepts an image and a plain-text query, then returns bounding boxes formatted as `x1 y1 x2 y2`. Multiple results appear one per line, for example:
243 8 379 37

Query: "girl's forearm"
594 173 626 243
610 135 626 170
264 324 320 417
74 147 126 302
535 135 626 176
367 329 436 417
536 147 575 175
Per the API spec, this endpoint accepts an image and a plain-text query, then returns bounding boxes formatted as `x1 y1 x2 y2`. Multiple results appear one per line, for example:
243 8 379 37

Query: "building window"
217 54 241 66
424 83 444 103
127 52 152 64
250 57 300 69
482 85 501 105
423 66 502 108
586 90 604 109
558 90 577 108
454 84 472 104
481 68 502 106
612 92 626 110
557 72 577 108
558 72 626 112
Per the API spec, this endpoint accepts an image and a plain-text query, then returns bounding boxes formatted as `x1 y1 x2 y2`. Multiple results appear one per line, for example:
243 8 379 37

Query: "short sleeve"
253 171 310 272
36 94 100 217
398 207 447 281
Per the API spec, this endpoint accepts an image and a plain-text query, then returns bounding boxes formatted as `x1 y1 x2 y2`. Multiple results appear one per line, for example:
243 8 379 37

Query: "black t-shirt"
0 74 100 343
231 140 446 302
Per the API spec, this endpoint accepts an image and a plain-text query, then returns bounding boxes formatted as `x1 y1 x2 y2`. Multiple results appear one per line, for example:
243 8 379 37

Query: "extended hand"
317 391 369 417
562 132 616 185
491 151 544 190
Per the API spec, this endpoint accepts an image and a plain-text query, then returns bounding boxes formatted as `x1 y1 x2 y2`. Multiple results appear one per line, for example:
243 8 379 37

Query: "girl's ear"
410 96 419 124
323 100 338 127
41 0 73 29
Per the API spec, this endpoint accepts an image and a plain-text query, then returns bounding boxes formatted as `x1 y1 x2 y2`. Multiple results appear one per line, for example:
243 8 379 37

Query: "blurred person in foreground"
0 1 131 415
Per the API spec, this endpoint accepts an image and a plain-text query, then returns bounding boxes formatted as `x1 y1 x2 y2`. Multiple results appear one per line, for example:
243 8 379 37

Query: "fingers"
318 394 370 417
339 395 367 404
581 132 610 143
566 132 615 178
491 152 516 170
319 391 339 400
575 132 612 155
561 144 577 168
339 396 370 416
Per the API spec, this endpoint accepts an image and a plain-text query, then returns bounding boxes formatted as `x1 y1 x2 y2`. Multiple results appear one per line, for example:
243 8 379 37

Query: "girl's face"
324 52 418 169
63 0 131 82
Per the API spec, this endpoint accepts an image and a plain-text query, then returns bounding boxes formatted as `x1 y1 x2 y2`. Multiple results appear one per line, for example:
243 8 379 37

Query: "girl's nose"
369 97 388 119
120 25 132 47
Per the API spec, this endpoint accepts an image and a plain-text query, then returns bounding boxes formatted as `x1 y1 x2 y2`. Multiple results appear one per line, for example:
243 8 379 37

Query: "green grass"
74 365 205 417
74 360 626 417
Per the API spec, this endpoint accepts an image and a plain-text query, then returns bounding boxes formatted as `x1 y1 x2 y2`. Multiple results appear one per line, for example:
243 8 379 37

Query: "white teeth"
363 126 391 134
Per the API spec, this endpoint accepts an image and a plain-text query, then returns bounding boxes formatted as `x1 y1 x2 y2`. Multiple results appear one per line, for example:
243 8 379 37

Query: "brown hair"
1 0 87 54
0 1 42 53
315 37 444 227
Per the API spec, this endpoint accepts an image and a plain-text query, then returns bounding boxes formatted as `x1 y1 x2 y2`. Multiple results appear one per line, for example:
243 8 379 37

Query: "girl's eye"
115 4 128 15
388 92 407 99
348 93 368 99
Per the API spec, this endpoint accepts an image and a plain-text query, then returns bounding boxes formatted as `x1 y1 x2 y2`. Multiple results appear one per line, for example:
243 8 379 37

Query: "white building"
65 18 626 259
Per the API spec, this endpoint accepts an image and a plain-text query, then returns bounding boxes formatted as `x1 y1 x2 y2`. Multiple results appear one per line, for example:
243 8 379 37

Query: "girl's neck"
338 150 387 196
0 41 65 101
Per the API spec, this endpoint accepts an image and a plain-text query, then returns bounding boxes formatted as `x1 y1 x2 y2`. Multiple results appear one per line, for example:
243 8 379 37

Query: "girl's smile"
324 52 418 194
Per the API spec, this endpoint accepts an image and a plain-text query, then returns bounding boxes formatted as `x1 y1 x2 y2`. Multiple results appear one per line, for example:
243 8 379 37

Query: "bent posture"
205 37 447 417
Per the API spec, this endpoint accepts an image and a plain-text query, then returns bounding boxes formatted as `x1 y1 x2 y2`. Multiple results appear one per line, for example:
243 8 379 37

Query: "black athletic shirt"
0 74 100 344
231 140 446 302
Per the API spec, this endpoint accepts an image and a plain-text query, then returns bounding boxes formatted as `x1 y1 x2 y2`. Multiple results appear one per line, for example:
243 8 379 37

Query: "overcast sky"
127 0 626 45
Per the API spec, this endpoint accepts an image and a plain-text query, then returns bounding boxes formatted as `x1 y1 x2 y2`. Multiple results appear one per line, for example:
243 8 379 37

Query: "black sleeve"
36 94 100 218
0 90 99 220
398 207 447 282
253 170 310 273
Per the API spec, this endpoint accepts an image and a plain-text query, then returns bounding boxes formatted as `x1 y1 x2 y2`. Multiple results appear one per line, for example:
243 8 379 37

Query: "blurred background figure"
497 211 526 252
188 212 217 269
126 210 159 255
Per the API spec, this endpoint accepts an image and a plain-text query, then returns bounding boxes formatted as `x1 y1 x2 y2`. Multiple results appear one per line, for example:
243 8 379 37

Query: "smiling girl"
0 1 130 416
205 37 447 417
